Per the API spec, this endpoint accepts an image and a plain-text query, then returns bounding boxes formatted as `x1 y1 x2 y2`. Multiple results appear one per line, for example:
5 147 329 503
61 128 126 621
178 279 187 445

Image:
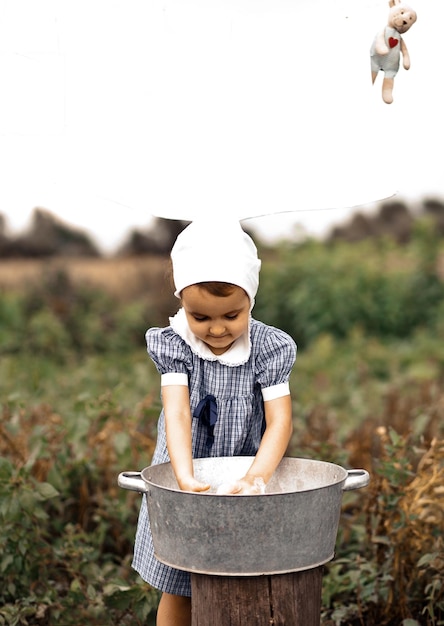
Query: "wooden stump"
191 566 323 625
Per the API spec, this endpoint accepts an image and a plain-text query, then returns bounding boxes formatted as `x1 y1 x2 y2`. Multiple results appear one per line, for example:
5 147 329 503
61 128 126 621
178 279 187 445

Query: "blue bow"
193 394 218 448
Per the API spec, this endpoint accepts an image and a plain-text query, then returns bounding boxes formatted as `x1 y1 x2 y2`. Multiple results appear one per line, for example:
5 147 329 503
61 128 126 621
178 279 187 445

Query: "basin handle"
118 471 149 493
342 469 370 491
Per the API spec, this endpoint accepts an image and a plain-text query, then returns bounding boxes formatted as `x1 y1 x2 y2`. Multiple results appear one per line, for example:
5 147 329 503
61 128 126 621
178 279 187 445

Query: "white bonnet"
171 219 261 304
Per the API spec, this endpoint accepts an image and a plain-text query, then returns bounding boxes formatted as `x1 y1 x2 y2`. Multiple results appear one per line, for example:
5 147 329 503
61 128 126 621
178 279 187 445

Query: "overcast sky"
0 0 442 251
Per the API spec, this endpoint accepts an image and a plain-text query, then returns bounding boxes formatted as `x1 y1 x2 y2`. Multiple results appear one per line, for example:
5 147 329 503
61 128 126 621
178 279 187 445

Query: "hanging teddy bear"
370 0 417 104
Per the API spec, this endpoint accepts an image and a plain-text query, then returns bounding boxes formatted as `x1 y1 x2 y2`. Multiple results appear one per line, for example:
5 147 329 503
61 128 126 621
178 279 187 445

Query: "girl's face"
181 284 250 355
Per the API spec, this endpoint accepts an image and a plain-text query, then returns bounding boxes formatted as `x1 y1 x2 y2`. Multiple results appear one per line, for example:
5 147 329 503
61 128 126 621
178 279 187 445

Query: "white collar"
169 307 251 367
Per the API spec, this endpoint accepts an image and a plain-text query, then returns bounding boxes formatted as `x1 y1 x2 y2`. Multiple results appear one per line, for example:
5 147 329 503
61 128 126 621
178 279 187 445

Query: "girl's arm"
232 395 293 494
161 384 210 492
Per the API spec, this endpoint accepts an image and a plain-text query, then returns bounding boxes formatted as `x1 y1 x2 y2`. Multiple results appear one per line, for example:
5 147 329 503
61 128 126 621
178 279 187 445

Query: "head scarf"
171 219 261 306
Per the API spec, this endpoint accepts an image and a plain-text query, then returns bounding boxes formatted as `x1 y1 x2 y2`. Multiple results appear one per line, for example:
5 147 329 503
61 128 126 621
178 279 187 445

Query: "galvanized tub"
118 456 369 576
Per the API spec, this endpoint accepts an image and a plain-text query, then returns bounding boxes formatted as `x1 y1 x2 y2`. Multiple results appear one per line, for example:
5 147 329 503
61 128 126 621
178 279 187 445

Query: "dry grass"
0 255 173 302
372 432 444 622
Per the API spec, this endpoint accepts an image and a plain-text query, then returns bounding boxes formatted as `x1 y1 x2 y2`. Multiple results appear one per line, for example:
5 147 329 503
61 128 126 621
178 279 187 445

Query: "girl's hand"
217 475 266 495
178 476 210 493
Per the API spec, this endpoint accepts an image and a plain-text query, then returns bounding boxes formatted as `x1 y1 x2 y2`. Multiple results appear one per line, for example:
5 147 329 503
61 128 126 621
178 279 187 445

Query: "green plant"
0 397 158 625
255 236 444 348
321 431 444 625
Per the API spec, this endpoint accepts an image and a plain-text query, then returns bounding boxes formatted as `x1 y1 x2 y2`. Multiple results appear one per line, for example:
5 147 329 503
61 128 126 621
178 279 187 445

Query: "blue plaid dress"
132 317 296 596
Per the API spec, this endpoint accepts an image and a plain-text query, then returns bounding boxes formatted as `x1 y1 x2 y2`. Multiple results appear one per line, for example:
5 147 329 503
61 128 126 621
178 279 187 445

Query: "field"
0 255 174 302
1 224 444 625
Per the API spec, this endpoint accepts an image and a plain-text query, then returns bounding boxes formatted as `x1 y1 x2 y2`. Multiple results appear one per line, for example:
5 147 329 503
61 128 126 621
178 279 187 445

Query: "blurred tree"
0 208 100 258
117 218 190 256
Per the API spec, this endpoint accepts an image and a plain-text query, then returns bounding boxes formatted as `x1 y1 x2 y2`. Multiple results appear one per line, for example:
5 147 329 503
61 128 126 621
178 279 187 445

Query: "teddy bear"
370 0 417 104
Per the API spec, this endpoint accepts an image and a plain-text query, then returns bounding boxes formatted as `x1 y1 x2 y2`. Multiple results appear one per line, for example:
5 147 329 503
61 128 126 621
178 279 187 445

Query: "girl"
132 219 297 625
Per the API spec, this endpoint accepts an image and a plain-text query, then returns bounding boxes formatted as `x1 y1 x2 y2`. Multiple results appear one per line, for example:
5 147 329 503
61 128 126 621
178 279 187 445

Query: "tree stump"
191 566 323 625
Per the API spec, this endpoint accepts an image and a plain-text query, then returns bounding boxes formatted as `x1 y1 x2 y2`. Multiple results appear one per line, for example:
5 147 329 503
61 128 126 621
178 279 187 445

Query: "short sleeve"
254 325 297 398
146 327 192 380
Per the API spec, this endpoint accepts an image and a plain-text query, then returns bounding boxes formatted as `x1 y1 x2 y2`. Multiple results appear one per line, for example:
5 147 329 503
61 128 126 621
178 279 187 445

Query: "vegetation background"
1 201 444 625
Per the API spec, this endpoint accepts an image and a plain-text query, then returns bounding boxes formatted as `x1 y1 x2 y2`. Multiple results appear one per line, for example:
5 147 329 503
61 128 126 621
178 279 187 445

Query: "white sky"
0 0 443 251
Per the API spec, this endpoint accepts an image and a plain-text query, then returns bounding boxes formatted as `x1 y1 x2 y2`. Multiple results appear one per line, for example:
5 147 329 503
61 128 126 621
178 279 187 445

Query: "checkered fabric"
132 318 296 596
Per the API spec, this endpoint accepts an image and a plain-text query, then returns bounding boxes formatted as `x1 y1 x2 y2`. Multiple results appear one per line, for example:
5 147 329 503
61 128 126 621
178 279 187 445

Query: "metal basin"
118 456 369 576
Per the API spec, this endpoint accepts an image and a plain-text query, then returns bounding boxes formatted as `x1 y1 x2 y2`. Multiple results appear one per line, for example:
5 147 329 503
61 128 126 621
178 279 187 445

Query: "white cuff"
262 382 290 401
161 372 189 387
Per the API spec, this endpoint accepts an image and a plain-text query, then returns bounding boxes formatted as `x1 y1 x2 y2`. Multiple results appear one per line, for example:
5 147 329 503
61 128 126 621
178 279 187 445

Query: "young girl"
132 219 297 625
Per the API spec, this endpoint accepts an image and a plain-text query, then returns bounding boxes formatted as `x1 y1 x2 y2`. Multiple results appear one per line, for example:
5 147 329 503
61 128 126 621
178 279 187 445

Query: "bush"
255 235 444 348
0 398 159 625
0 269 156 358
2 229 444 358
0 294 25 354
321 431 444 626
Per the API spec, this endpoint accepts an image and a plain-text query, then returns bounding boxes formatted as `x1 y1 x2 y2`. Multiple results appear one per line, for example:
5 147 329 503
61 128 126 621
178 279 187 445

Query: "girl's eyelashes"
191 313 239 322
